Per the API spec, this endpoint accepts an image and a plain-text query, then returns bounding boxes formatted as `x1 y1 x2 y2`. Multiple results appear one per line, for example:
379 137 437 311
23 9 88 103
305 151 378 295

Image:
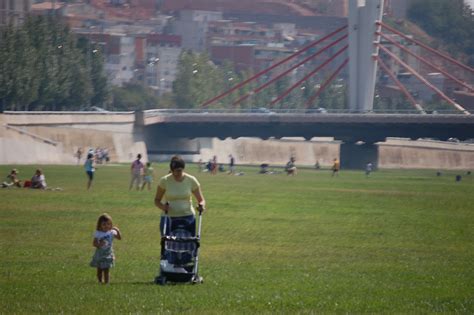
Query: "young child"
84 153 95 190
90 213 122 284
141 162 155 191
2 169 22 188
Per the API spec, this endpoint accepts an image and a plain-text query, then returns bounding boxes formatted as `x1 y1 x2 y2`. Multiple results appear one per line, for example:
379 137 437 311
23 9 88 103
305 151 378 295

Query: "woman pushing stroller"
154 156 206 284
154 155 206 236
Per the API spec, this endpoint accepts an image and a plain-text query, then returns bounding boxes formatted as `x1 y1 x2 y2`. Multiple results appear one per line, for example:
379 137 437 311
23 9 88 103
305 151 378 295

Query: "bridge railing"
3 110 135 115
143 108 465 116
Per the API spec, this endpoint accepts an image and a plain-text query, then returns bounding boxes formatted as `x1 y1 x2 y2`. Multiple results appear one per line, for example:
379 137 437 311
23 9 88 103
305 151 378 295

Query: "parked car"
250 107 275 114
305 107 327 114
89 106 109 112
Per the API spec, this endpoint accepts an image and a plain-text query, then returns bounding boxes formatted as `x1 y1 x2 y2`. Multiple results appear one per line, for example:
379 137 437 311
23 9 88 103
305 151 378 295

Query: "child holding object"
1 169 22 188
90 213 122 284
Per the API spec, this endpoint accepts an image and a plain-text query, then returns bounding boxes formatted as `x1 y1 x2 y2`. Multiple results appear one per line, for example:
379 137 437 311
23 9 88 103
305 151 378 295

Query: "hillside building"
0 0 31 26
172 10 223 52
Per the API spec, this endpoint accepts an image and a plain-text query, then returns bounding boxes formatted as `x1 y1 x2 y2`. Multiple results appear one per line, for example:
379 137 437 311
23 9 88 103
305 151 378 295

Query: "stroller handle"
196 204 205 214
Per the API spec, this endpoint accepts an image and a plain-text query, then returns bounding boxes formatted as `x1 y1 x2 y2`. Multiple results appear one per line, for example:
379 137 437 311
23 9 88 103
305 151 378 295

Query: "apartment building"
75 29 137 86
172 10 223 52
0 0 31 26
385 0 415 19
144 34 182 94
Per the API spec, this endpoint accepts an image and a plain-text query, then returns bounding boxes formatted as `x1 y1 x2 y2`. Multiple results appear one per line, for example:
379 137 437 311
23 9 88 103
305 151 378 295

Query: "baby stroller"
154 207 204 285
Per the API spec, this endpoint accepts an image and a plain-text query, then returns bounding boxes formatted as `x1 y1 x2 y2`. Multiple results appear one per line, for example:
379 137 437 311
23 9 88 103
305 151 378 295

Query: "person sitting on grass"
90 213 122 284
1 169 22 188
31 169 47 189
259 163 270 174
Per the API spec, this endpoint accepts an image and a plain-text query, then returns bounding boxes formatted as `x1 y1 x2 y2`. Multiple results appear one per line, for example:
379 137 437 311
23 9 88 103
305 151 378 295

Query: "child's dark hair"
96 213 113 230
170 155 185 171
87 153 93 159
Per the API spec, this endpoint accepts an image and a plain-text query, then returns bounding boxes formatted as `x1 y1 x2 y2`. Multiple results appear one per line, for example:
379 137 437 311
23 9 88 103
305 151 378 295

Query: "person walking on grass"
76 148 83 165
228 154 235 175
141 162 155 191
84 153 95 190
332 158 340 177
285 157 297 176
130 154 144 191
155 155 206 237
366 162 373 178
90 213 122 284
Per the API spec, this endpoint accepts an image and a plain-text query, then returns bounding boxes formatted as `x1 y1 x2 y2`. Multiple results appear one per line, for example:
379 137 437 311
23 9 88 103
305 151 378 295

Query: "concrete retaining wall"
2 112 474 170
0 126 73 164
378 139 474 170
0 113 147 165
198 137 341 167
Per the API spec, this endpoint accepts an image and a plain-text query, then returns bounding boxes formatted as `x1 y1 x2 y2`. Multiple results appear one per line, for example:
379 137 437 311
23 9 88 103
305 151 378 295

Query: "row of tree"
0 15 347 112
0 16 352 112
408 0 474 67
172 50 348 110
0 16 109 111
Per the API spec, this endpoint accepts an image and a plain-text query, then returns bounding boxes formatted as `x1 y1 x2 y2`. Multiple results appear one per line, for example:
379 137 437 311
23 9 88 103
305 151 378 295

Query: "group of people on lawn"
1 168 47 189
90 155 206 284
4 153 347 285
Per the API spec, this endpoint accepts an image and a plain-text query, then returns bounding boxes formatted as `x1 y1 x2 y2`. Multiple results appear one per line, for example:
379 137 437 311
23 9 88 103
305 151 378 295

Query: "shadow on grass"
111 281 157 286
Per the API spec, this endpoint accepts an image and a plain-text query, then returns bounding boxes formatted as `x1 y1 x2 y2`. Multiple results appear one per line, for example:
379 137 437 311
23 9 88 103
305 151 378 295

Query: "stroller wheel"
192 276 203 284
154 276 167 286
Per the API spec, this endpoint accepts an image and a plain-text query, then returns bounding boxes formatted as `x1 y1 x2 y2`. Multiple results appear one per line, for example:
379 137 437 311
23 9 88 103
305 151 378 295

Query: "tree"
173 51 227 109
173 51 195 108
111 84 160 111
0 25 15 111
408 0 474 66
0 15 109 111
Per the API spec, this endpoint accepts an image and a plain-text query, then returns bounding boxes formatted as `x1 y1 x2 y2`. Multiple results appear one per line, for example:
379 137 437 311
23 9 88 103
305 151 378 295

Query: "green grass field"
0 164 473 314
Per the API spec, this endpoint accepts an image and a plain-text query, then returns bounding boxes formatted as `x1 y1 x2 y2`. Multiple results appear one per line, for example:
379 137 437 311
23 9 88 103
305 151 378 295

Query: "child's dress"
144 166 154 184
90 230 117 269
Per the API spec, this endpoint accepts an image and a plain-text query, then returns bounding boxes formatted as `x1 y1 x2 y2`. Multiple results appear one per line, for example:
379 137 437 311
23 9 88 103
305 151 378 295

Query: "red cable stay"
200 25 348 108
269 45 348 107
377 32 474 93
375 55 425 114
232 33 348 107
377 21 474 74
378 44 470 115
305 58 349 108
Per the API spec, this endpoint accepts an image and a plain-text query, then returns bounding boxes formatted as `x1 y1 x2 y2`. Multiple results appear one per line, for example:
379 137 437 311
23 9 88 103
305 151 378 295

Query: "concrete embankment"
0 112 147 165
198 137 341 167
378 138 474 170
2 112 473 170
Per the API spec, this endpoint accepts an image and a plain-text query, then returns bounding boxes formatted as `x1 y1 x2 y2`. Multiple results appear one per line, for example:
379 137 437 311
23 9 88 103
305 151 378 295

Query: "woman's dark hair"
96 213 113 230
87 153 93 159
170 155 185 171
